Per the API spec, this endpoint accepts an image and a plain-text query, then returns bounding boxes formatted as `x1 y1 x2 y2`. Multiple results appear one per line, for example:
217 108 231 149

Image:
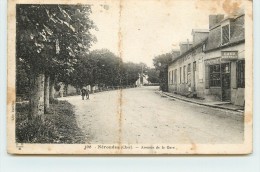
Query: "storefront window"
209 64 221 87
237 60 245 88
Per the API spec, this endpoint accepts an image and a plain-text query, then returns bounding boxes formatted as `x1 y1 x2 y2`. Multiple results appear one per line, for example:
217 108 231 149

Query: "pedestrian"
81 87 87 100
86 88 89 100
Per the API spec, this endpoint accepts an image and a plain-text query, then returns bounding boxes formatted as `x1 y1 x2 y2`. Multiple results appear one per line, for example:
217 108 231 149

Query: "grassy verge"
16 101 85 144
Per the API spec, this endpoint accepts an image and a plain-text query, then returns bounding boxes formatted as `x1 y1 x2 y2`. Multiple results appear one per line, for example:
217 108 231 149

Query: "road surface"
61 86 244 144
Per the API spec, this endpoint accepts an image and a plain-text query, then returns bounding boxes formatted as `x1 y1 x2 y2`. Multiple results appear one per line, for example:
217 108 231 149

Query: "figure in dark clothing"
81 88 86 100
86 89 89 99
81 87 89 100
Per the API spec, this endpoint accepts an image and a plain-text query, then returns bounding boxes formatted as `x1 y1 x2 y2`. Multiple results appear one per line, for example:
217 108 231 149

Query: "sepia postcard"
7 0 253 154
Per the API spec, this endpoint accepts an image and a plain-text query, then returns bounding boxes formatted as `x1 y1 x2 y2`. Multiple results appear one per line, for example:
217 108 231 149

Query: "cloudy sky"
89 0 243 67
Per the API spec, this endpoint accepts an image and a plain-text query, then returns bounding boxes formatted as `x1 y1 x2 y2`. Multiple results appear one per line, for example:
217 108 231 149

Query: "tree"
16 4 96 120
69 49 123 89
45 5 96 104
121 62 140 85
153 53 172 91
121 62 149 86
16 57 30 100
147 68 160 83
68 49 152 89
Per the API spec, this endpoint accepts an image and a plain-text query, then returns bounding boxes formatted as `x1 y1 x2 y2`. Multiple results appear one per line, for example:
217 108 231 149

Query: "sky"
89 0 243 67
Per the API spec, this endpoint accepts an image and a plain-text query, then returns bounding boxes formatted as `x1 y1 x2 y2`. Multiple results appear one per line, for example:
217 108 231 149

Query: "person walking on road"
86 88 89 99
81 87 89 100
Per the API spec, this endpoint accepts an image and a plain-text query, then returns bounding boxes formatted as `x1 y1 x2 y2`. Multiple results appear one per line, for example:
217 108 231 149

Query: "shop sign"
204 57 221 65
221 51 238 61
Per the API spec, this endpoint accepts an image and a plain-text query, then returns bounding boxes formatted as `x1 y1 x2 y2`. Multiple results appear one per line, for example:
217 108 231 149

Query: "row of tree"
16 4 160 122
61 48 160 90
16 4 96 122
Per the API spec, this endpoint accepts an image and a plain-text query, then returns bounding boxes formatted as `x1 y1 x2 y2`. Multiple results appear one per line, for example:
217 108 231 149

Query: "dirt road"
61 86 244 144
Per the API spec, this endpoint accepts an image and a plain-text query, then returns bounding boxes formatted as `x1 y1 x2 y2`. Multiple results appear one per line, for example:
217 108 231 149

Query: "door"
221 63 231 101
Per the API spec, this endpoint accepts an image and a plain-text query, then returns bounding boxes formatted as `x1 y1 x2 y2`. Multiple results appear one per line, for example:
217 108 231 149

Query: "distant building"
168 11 245 106
55 83 78 97
136 74 149 86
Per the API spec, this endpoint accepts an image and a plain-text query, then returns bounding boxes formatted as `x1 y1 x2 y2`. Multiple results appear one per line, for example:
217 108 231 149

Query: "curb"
157 91 244 113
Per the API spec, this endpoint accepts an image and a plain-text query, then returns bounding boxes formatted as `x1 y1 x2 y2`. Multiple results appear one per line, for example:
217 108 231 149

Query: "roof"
168 11 244 66
191 29 209 34
205 14 244 52
179 42 193 45
170 38 207 64
209 12 244 30
171 49 180 52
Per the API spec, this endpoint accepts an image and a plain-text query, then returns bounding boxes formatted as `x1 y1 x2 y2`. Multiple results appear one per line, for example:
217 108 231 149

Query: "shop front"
205 51 244 103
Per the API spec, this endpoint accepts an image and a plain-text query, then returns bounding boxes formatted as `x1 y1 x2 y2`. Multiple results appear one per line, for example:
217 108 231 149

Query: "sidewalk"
157 91 244 112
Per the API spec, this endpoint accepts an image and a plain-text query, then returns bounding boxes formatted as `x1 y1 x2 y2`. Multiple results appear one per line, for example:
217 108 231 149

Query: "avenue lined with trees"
16 4 159 142
17 4 97 122
14 4 244 145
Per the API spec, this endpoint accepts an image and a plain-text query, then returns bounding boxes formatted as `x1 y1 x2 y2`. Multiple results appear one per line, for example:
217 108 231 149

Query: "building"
135 74 149 87
168 37 208 98
168 11 245 106
55 83 79 97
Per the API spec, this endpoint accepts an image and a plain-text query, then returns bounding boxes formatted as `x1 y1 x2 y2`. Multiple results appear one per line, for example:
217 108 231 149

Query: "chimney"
179 41 192 55
209 14 224 29
191 29 209 45
171 50 180 60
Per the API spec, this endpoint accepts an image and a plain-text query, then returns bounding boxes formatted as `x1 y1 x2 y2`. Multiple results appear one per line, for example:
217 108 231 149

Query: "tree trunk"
29 73 45 121
64 84 68 97
60 83 64 97
49 76 55 103
44 75 50 113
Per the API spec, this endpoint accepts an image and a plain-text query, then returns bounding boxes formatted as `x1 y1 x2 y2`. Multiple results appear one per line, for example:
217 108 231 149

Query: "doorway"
221 63 231 101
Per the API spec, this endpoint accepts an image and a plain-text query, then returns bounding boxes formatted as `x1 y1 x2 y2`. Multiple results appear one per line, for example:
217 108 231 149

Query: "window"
174 69 177 83
172 71 174 84
187 63 191 73
183 66 186 83
209 64 221 87
193 61 197 71
202 44 206 52
222 24 230 45
168 71 171 84
198 59 204 81
179 67 182 83
237 60 245 88
187 63 191 84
